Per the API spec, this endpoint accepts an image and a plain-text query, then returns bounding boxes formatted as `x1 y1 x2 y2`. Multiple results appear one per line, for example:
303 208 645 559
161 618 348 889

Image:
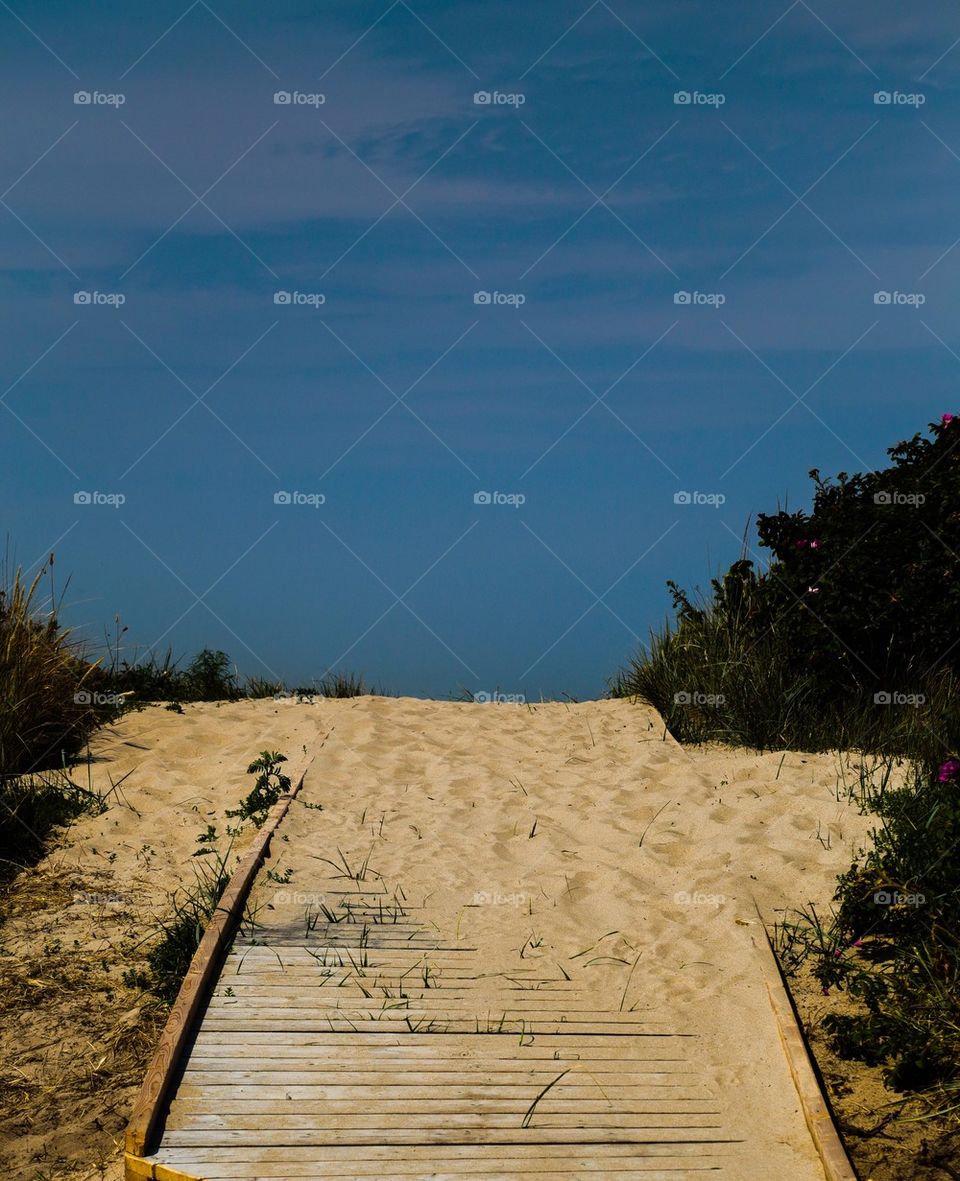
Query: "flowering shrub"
747 415 960 699
616 416 960 1091
811 756 960 1089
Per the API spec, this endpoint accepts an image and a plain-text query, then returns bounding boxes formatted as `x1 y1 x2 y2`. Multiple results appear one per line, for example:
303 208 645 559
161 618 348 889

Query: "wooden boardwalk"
124 701 856 1181
140 895 735 1178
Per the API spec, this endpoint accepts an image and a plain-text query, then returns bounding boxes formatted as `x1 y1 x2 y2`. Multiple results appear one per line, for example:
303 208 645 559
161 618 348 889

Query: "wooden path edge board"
751 915 859 1181
124 746 319 1176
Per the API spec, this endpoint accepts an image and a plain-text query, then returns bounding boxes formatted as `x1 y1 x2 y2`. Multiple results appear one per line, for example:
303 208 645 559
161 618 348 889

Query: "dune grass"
0 550 374 887
0 560 101 777
611 571 959 769
107 646 241 704
106 643 374 704
126 752 294 1005
614 414 960 1100
0 561 109 880
314 670 371 698
123 839 235 1006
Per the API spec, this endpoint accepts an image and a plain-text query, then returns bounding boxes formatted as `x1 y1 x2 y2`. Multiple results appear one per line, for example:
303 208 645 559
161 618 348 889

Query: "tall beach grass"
0 560 106 879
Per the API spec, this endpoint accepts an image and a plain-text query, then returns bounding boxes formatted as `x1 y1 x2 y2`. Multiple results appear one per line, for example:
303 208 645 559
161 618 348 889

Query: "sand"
2 696 891 1180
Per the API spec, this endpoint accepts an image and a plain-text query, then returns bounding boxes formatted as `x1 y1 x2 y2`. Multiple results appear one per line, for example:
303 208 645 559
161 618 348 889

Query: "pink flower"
853 939 864 948
795 539 808 549
943 413 956 426
809 539 821 549
807 586 820 594
938 758 960 782
822 987 830 996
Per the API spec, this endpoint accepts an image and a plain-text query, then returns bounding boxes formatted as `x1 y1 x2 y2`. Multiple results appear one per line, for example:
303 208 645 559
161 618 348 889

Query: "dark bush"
616 415 960 1094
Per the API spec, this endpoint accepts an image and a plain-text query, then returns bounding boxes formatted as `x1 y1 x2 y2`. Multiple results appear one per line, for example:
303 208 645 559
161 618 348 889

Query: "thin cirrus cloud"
2 0 959 696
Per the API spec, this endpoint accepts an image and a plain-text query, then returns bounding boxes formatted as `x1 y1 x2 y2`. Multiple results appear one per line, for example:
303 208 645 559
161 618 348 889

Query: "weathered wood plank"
168 1091 713 1110
172 1077 699 1091
185 1039 680 1058
161 1128 729 1147
149 1166 722 1176
146 1156 728 1181
752 921 857 1181
152 1143 725 1159
167 1111 722 1128
197 1020 669 1034
123 750 317 1157
144 1142 732 1179
185 1058 694 1077
218 977 580 988
205 999 651 1014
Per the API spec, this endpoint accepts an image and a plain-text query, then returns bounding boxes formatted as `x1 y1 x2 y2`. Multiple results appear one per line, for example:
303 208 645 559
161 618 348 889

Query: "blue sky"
3 0 959 698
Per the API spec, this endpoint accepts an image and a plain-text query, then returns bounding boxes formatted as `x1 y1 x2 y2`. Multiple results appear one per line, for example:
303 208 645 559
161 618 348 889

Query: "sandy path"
1 700 326 1181
139 696 871 1180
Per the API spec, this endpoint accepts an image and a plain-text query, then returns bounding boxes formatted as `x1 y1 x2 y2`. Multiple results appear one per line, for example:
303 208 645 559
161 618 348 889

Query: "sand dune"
4 697 878 1179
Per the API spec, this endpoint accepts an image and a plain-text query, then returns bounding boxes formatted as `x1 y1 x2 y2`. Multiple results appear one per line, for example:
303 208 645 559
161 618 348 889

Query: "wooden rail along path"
124 730 856 1181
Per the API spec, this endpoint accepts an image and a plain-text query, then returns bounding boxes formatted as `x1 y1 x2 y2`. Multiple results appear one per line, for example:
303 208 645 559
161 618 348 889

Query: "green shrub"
185 649 239 700
617 413 960 1096
752 417 960 695
108 648 373 703
780 756 960 1092
108 647 240 703
613 415 960 765
226 751 291 827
